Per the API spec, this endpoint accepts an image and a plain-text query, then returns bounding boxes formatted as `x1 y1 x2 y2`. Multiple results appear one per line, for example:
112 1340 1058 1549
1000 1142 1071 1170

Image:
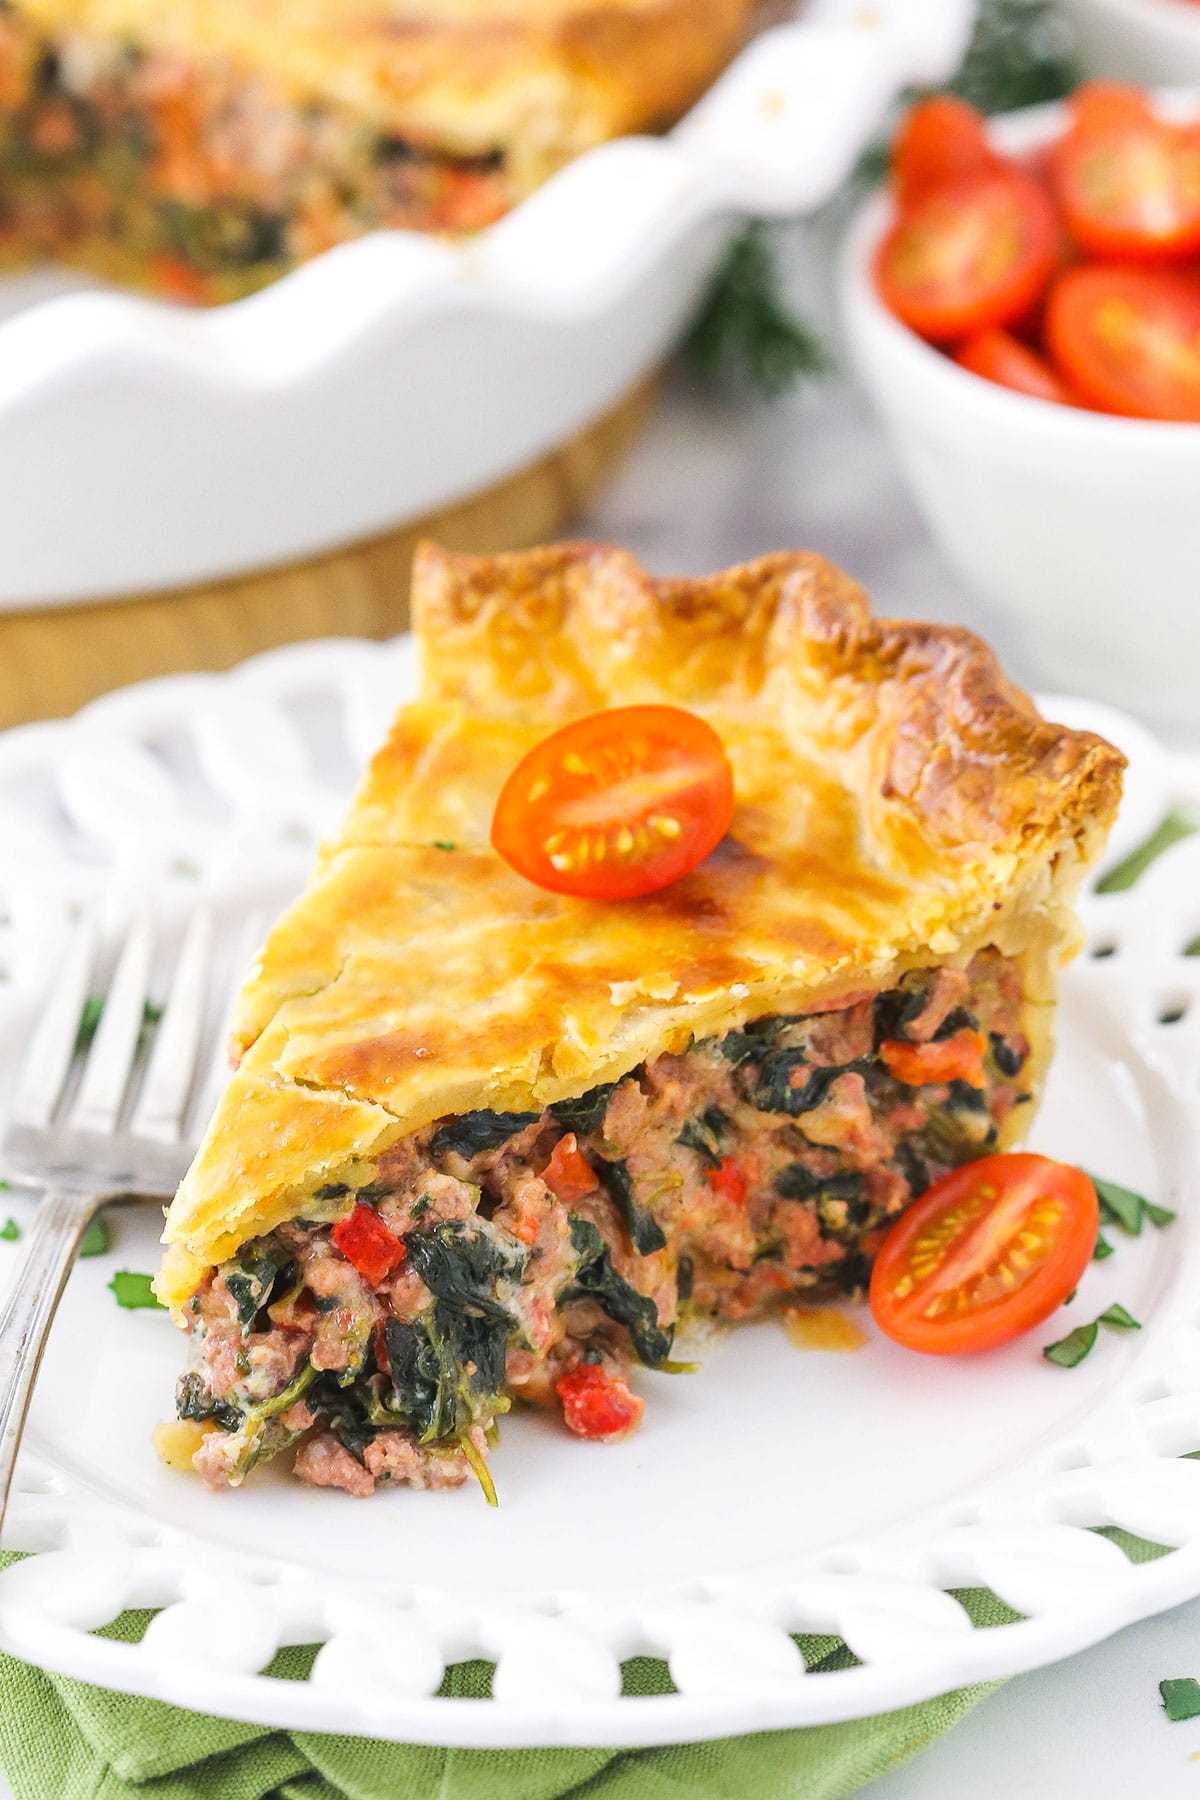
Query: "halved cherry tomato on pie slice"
879 1029 987 1090
1053 109 1200 262
1045 265 1200 421
331 1204 406 1287
869 1153 1099 1356
557 1364 644 1440
891 95 1002 204
542 1132 598 1205
491 705 735 900
875 171 1060 343
952 327 1077 404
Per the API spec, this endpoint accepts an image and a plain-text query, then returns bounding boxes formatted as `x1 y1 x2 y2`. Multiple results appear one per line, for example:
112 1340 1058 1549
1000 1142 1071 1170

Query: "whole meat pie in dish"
154 542 1124 1499
0 0 755 301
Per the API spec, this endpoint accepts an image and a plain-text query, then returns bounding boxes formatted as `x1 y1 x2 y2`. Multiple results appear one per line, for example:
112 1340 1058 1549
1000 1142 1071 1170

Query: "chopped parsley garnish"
78 1214 110 1258
0 1218 20 1242
1092 1233 1114 1261
1088 1174 1173 1237
432 840 457 852
1160 1678 1200 1722
1042 1321 1098 1368
1044 1300 1142 1365
1098 1302 1141 1331
109 1271 165 1310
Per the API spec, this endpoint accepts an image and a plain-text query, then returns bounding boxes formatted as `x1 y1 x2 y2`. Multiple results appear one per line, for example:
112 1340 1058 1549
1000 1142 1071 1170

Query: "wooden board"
0 378 656 728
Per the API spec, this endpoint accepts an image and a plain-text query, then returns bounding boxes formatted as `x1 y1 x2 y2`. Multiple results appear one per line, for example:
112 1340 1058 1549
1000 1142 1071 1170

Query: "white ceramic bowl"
1062 0 1200 85
839 94 1200 736
0 0 977 609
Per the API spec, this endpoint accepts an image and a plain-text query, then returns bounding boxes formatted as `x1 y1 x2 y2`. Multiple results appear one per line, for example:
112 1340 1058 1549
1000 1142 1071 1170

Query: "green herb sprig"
0 1218 20 1243
948 0 1079 117
109 1271 165 1310
683 224 830 401
1161 1678 1200 1722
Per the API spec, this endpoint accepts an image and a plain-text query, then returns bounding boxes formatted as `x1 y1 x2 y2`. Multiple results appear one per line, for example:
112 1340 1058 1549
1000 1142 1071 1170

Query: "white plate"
0 646 1198 1747
0 0 975 609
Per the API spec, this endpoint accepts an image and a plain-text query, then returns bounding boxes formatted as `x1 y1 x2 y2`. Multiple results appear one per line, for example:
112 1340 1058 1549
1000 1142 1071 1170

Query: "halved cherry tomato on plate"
891 95 1001 204
1053 108 1200 262
869 1153 1099 1356
331 1204 406 1287
1045 264 1200 420
557 1364 644 1440
542 1132 598 1205
879 1029 987 1090
952 327 1077 404
875 171 1060 343
491 705 735 900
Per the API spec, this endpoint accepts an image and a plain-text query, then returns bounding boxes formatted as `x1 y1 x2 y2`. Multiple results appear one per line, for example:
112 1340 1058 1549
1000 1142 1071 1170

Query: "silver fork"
0 902 260 1534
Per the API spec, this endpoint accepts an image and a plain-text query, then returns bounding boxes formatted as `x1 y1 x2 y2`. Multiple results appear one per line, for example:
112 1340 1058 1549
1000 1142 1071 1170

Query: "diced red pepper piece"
704 1156 747 1208
880 1029 987 1090
556 1364 644 1442
331 1203 406 1287
542 1132 598 1205
150 253 210 306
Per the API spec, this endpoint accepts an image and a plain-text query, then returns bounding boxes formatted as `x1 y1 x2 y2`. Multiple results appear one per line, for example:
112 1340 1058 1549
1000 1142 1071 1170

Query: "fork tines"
4 903 221 1192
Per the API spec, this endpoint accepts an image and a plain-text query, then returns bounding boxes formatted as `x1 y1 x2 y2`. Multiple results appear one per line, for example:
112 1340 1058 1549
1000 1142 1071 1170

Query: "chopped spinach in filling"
179 954 1031 1491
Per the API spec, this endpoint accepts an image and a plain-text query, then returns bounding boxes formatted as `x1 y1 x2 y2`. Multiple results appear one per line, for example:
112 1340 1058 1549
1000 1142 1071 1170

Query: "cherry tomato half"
953 327 1077 404
1053 111 1200 262
875 171 1060 343
1045 264 1200 421
491 705 735 900
1067 81 1155 137
869 1153 1099 1356
891 95 1001 204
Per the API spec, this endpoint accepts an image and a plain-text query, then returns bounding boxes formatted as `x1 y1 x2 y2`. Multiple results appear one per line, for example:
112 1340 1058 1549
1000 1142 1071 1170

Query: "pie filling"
176 950 1031 1496
0 17 512 300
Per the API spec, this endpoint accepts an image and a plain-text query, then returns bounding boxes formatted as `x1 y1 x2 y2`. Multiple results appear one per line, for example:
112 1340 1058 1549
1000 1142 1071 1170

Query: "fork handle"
0 1188 101 1539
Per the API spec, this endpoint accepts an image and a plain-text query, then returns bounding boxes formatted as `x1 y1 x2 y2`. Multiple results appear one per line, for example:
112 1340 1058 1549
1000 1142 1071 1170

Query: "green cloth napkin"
0 1553 1009 1800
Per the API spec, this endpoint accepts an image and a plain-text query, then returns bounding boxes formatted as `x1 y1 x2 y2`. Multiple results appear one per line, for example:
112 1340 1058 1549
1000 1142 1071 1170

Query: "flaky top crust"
158 542 1124 1310
16 0 756 184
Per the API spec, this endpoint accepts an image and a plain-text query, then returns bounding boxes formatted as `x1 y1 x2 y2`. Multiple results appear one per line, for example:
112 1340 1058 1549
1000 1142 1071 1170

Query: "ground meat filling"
0 18 512 299
179 950 1032 1495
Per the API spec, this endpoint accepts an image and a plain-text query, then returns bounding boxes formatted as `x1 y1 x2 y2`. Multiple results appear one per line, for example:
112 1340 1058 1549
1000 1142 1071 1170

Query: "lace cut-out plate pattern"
0 646 1197 1747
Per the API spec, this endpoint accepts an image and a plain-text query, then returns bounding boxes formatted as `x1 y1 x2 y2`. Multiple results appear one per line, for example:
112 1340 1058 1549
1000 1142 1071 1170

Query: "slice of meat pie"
155 541 1124 1498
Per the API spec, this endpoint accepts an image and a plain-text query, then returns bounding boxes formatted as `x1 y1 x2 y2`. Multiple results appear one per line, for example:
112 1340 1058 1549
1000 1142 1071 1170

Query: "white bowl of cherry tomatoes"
840 83 1200 734
1063 0 1200 86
